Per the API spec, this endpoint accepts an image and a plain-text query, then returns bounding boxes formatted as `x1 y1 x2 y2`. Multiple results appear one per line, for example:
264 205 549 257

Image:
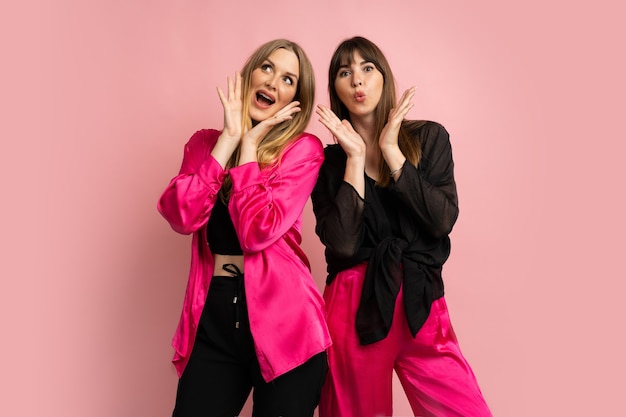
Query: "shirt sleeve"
311 146 366 258
157 129 226 235
228 133 324 253
390 122 459 239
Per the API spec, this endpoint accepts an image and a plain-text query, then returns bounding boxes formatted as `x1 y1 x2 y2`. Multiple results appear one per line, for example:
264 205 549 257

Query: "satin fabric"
320 263 492 417
158 129 332 382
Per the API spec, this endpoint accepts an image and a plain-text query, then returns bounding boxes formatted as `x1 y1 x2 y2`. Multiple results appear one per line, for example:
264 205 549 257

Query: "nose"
351 76 362 88
265 75 278 90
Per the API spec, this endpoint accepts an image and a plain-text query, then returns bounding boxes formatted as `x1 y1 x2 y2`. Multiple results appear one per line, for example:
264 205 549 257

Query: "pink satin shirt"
157 129 331 382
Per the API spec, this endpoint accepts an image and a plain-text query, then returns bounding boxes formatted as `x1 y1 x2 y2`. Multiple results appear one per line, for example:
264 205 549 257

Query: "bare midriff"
213 254 244 276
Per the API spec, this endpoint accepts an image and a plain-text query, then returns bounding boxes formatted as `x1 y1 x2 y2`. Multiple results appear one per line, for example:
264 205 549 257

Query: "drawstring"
222 263 243 329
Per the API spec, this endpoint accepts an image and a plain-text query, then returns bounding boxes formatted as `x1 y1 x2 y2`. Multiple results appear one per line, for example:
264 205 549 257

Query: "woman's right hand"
317 104 366 196
316 105 366 159
212 73 243 167
216 72 243 141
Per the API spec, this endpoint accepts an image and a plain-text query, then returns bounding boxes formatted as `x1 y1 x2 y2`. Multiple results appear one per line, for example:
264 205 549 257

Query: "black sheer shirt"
311 121 459 345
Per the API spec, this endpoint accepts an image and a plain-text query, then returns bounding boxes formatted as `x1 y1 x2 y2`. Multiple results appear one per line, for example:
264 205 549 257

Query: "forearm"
313 181 365 258
210 132 240 168
391 163 458 238
343 156 366 198
158 157 224 234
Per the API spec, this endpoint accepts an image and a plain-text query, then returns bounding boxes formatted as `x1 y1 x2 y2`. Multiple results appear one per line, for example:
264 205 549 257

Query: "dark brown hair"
328 36 422 186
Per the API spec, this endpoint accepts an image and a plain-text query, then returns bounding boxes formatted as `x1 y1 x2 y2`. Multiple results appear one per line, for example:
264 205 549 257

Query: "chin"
249 108 272 123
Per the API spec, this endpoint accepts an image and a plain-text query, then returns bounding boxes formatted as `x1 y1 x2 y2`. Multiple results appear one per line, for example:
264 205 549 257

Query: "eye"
338 70 351 78
364 64 376 72
282 76 294 86
261 63 272 73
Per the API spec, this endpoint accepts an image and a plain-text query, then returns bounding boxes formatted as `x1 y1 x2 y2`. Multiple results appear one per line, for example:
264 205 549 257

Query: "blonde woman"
158 39 331 417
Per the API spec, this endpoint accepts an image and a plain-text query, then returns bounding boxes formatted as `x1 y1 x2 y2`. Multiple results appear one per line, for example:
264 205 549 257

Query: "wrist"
389 158 406 179
390 166 402 176
379 141 400 154
345 154 366 170
238 142 257 164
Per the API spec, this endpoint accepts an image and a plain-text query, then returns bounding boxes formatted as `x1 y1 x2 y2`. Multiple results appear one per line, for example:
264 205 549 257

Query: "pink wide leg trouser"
319 263 492 417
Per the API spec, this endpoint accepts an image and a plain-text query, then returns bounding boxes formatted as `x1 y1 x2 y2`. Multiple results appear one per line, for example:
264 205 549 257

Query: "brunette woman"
312 36 492 417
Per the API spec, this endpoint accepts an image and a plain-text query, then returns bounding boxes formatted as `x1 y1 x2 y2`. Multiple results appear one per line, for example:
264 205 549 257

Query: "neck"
350 114 377 145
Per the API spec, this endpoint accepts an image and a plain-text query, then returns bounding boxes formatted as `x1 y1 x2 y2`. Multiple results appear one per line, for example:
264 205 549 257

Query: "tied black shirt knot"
356 237 434 345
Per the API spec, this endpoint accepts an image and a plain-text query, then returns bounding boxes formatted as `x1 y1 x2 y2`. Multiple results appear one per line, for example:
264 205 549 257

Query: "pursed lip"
354 91 366 102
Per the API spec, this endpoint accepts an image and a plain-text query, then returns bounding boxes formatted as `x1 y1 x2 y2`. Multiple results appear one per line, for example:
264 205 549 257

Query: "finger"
341 119 356 132
273 107 301 122
281 101 301 115
317 117 335 132
400 86 416 100
394 100 414 119
317 104 336 117
273 111 298 123
276 101 301 117
217 87 227 106
317 106 340 126
399 87 416 109
397 88 415 109
394 87 414 110
224 76 232 99
389 88 415 121
234 72 242 100
258 110 298 131
318 117 344 137
317 104 330 112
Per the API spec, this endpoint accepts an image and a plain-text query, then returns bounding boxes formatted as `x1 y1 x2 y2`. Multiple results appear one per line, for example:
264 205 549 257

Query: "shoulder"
405 120 452 153
186 128 221 150
292 132 323 150
322 143 346 161
282 132 324 159
404 120 449 141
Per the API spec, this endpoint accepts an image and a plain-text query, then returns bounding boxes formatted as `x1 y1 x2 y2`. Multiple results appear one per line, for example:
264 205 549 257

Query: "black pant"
172 273 328 417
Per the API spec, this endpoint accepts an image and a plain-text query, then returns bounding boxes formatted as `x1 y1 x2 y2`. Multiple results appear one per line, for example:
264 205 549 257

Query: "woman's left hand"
241 101 301 147
379 86 415 150
238 101 301 164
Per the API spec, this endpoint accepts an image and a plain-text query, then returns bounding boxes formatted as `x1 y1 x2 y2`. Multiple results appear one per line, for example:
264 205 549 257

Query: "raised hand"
216 72 244 141
379 86 415 151
316 105 366 159
242 101 301 148
212 72 244 167
237 101 301 164
317 104 366 196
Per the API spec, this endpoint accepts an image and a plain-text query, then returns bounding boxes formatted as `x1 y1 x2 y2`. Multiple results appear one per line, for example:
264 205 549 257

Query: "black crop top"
207 197 243 255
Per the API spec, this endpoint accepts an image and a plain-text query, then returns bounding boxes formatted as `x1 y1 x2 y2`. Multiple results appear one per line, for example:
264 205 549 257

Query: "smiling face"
333 50 384 120
248 48 300 123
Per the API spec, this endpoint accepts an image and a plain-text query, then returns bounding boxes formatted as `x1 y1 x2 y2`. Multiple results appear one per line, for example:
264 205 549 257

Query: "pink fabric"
320 263 492 417
157 129 331 382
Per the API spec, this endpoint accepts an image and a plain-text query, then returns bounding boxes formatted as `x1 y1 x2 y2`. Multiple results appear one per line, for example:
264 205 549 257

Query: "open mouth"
256 92 275 106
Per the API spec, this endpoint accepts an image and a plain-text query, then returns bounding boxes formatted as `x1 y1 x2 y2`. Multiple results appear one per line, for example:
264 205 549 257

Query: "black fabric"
206 197 243 255
173 269 328 417
311 121 458 345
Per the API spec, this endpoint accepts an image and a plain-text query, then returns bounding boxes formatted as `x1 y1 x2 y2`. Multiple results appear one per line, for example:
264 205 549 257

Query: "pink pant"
320 263 492 417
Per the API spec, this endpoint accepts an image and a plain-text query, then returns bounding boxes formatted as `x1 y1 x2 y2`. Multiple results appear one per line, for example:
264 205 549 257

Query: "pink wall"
2 0 625 416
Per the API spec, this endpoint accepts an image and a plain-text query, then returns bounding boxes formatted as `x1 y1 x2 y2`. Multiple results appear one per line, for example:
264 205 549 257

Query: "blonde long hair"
220 39 315 201
327 36 422 187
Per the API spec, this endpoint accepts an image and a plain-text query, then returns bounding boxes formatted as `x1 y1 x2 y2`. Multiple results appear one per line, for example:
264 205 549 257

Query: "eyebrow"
338 59 371 70
266 58 299 81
